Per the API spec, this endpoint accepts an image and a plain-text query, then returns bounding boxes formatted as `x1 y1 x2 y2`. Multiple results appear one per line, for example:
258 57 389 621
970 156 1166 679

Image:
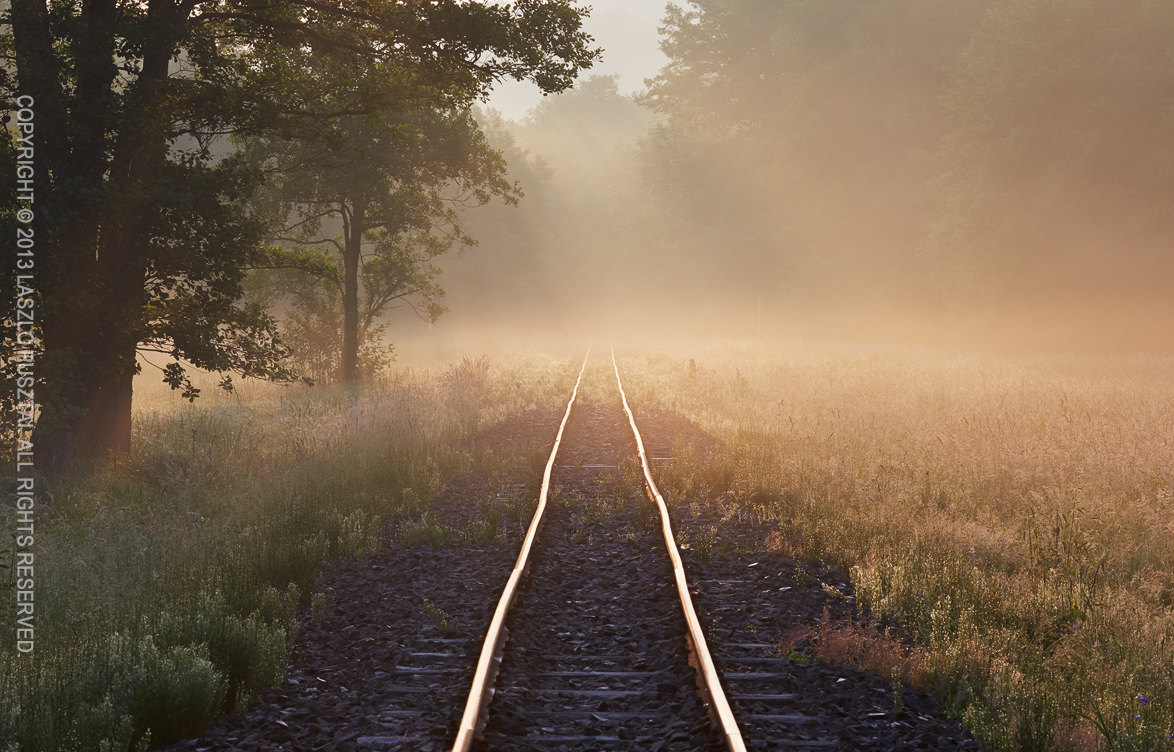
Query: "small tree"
250 106 517 383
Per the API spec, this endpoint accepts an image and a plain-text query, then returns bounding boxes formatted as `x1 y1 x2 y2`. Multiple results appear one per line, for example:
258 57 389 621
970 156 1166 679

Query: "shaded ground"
160 407 563 752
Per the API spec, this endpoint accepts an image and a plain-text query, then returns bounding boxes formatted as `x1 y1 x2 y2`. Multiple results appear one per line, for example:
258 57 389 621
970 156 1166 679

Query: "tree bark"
35 346 136 467
340 199 365 385
26 0 178 468
74 351 136 460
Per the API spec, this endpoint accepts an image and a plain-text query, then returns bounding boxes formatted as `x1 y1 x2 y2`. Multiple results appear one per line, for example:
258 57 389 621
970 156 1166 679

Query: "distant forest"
447 0 1174 331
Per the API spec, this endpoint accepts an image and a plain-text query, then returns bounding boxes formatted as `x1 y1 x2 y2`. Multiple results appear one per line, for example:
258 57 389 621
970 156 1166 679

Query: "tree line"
447 0 1174 336
640 0 1174 309
0 0 598 467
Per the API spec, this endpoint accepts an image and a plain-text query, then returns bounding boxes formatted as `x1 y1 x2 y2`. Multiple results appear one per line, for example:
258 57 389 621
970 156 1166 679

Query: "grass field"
0 350 580 751
5 338 1172 751
619 340 1174 752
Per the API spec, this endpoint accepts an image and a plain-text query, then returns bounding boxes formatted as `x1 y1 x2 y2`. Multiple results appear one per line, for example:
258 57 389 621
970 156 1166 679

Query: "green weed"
696 525 717 563
421 599 454 633
311 592 329 623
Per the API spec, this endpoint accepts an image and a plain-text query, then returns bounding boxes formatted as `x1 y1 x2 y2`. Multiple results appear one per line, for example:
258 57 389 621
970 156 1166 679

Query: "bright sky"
485 0 671 121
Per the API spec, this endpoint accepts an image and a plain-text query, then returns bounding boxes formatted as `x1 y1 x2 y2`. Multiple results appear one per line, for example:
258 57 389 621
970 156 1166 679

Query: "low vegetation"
0 351 578 751
624 341 1174 752
7 338 1169 751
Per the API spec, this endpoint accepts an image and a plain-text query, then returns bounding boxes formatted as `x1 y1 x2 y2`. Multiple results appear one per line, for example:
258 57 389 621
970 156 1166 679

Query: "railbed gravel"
473 399 725 752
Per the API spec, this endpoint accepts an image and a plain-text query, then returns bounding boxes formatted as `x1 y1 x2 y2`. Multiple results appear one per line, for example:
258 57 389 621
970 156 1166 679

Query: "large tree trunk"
26 0 175 469
340 200 365 385
33 273 139 467
73 353 135 460
35 343 136 468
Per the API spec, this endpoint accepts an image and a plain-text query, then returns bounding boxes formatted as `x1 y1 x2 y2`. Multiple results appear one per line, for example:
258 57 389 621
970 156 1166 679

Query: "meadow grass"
619 340 1174 752
0 350 579 751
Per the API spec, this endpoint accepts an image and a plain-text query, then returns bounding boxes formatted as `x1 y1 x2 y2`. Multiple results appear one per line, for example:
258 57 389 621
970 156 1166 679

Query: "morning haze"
439 0 1174 353
4 2 1174 751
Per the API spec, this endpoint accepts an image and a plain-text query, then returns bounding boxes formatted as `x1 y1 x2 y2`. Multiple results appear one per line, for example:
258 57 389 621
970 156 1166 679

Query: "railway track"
165 346 982 752
445 344 742 751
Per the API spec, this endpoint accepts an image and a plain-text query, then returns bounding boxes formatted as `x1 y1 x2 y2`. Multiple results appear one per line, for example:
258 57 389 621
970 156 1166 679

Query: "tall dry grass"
0 351 580 751
621 341 1174 752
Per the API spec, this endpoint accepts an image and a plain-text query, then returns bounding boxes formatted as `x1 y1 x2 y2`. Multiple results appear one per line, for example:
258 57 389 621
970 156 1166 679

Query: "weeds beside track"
0 353 581 752
619 342 1174 752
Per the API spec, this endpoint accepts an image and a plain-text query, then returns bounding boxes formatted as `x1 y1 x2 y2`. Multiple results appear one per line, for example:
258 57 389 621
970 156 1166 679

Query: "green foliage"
1 632 226 751
421 599 454 633
244 105 520 383
459 517 506 547
311 592 329 624
103 635 227 748
695 525 717 564
0 0 599 460
155 586 296 713
252 275 396 386
397 512 456 549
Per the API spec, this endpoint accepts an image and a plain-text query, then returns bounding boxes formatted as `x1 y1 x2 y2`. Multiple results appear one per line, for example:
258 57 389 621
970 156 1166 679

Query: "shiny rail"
611 343 749 752
450 345 592 752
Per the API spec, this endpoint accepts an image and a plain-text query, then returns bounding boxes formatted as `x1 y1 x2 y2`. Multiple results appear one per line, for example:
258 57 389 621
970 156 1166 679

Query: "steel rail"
610 343 749 752
451 345 593 752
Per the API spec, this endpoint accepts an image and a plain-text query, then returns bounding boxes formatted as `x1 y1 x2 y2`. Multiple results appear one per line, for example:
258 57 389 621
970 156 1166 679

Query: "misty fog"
434 0 1174 353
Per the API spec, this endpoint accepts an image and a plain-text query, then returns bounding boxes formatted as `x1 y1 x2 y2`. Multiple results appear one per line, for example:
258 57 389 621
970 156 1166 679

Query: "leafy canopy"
0 0 599 426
